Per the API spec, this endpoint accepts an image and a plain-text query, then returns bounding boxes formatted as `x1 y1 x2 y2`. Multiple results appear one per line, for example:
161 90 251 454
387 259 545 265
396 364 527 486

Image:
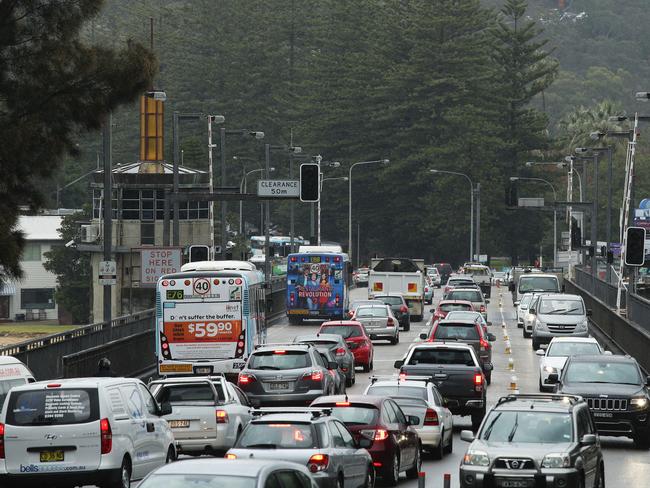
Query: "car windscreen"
447 290 482 302
380 296 403 306
465 267 489 276
7 388 99 426
248 350 310 370
139 475 256 488
440 303 472 312
324 405 379 425
547 342 601 357
0 378 27 408
435 324 479 340
295 337 339 348
519 276 559 293
356 307 388 318
351 301 380 310
154 383 219 405
320 325 363 339
481 411 573 443
446 311 482 322
237 422 319 449
408 348 474 365
366 385 427 400
520 295 533 307
538 298 585 315
565 361 642 385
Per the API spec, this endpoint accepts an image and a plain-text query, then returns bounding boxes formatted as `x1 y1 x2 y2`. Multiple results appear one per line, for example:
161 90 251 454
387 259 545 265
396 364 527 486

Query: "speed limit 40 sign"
193 278 211 295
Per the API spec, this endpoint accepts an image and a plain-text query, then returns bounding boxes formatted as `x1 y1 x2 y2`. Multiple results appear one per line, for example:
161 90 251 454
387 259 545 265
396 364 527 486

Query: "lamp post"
348 159 390 261
510 176 557 267
429 169 475 262
315 157 341 245
239 167 275 235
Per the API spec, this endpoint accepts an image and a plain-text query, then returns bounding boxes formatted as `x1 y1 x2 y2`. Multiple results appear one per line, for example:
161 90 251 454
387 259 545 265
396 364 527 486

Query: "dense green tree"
0 0 155 280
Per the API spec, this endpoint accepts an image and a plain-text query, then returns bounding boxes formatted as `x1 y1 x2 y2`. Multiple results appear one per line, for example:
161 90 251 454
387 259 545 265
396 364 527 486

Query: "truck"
368 257 426 322
461 263 492 298
509 267 564 304
394 342 489 430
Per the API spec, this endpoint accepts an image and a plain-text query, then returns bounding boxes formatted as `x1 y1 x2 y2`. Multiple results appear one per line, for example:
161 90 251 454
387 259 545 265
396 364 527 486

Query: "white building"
0 215 63 321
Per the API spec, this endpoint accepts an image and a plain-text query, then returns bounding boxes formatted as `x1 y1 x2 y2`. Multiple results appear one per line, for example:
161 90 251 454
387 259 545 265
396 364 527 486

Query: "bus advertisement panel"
286 253 350 322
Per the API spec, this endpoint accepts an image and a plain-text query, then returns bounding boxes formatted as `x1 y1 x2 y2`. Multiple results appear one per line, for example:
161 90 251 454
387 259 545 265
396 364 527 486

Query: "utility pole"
475 183 481 261
208 117 216 258
289 152 295 253
172 112 180 246
591 152 599 282
316 155 322 245
606 148 613 283
220 128 227 259
264 144 271 284
102 113 112 324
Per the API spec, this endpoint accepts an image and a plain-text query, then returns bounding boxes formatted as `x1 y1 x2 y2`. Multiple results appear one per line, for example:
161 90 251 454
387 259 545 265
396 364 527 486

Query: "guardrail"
628 292 650 335
573 267 624 309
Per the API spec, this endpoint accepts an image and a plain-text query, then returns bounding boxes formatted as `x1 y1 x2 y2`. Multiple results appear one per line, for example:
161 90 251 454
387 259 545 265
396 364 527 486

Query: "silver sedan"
352 304 400 344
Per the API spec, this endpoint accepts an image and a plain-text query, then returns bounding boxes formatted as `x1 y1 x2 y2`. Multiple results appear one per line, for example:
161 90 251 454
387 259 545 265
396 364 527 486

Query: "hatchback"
352 305 400 344
430 299 475 324
318 321 374 372
294 333 356 387
311 395 422 486
444 287 489 320
373 294 411 331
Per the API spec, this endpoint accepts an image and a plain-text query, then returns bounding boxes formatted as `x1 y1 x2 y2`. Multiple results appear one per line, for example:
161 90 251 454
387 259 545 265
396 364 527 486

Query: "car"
318 321 374 372
550 354 650 448
226 409 375 488
445 310 490 329
347 299 384 318
311 395 422 486
443 276 478 298
423 283 434 304
515 292 534 329
0 377 175 488
364 376 453 459
420 318 495 384
149 375 253 456
316 347 347 394
0 356 35 408
352 304 400 345
294 333 356 387
430 299 475 324
459 393 604 488
237 343 338 406
427 267 442 287
433 263 454 284
138 458 319 488
491 271 506 286
530 294 591 350
536 337 606 392
373 294 411 331
522 292 544 338
354 267 370 287
444 287 489 320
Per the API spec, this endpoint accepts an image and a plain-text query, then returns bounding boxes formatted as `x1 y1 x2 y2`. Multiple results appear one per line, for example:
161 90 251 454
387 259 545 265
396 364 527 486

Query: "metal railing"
574 267 624 309
628 293 650 334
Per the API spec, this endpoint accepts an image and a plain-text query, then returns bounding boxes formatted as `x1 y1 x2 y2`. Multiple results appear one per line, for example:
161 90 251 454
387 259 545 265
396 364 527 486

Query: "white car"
427 268 442 287
522 292 543 338
0 356 35 407
149 375 253 456
0 377 175 488
363 377 453 458
536 337 607 392
515 292 534 329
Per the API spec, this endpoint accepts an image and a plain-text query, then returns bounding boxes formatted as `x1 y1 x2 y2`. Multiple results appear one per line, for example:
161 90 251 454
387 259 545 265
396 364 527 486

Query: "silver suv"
459 394 604 488
531 294 591 350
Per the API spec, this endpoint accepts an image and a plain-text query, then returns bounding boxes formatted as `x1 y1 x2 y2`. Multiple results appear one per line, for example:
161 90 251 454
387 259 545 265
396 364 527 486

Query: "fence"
574 267 625 310
628 292 650 334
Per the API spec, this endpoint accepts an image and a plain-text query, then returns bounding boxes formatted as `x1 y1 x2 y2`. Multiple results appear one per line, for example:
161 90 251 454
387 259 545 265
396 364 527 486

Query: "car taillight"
474 373 483 392
335 347 346 356
304 370 323 382
290 292 295 303
387 318 395 327
480 338 490 351
100 418 112 454
400 305 408 313
361 429 389 441
216 410 229 423
238 372 256 386
308 453 330 472
0 422 4 459
424 408 439 426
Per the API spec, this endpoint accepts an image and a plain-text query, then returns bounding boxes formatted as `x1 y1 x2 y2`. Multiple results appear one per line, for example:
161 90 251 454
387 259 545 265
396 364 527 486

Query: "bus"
156 260 266 380
250 235 308 258
286 250 352 324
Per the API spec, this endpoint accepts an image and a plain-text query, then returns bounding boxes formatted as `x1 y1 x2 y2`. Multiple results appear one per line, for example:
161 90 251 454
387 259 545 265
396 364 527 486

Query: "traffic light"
588 246 594 257
189 245 210 262
571 222 582 249
600 246 607 257
606 251 614 264
300 163 320 202
625 227 646 266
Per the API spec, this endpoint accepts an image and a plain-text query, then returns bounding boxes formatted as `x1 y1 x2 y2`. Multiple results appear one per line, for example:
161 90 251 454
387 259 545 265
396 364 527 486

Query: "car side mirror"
535 349 545 357
646 375 650 386
529 309 536 315
358 436 373 449
408 415 419 426
419 333 428 340
546 373 559 384
603 350 612 355
394 360 404 369
586 309 593 317
581 434 597 446
483 363 493 372
159 401 172 416
487 333 496 342
460 430 475 442
514 301 520 306
485 299 490 304
328 361 338 370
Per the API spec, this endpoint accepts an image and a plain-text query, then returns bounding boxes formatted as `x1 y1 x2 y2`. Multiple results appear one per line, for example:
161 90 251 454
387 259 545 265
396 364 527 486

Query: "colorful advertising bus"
286 250 352 324
156 261 266 380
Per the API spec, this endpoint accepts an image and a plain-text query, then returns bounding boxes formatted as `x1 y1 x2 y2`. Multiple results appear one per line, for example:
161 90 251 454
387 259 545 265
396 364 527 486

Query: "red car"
318 320 374 372
312 395 422 486
430 299 475 323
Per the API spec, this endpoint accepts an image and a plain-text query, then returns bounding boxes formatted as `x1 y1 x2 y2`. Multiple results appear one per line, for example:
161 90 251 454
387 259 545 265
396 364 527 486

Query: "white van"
0 356 35 407
0 377 175 488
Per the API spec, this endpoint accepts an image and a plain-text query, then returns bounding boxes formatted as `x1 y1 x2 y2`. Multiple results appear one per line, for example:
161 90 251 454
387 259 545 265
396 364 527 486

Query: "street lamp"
239 167 275 235
348 159 389 261
510 176 558 267
525 161 568 168
429 169 476 262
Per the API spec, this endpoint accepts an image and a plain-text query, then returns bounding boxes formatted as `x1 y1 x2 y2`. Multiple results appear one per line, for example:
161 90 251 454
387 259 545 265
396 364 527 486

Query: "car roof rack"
254 342 312 350
251 407 332 418
369 374 433 385
497 393 583 406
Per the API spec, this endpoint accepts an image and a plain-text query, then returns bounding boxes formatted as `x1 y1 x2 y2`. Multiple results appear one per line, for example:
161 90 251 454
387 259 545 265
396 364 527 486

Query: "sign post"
98 260 117 286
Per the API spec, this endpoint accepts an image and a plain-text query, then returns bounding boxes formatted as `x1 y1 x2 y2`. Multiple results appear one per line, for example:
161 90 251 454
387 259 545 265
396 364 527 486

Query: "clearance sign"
163 302 242 360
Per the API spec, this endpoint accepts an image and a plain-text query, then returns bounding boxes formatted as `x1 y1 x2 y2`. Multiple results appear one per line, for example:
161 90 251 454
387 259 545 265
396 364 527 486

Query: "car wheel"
595 463 605 488
165 445 176 463
532 339 540 350
633 432 650 449
406 446 422 479
391 334 399 345
403 321 410 332
432 434 444 460
114 457 131 488
346 374 353 387
523 328 532 338
364 465 375 488
335 474 344 488
485 371 491 386
384 453 400 486
443 428 453 454
369 359 374 371
362 362 370 373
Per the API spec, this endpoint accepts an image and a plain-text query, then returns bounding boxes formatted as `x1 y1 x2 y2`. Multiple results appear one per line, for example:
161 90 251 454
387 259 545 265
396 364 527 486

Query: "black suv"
374 294 411 331
550 354 650 448
459 394 604 488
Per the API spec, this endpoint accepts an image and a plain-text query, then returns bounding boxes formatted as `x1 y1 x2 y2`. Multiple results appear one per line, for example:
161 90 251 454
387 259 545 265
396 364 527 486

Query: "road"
263 285 650 487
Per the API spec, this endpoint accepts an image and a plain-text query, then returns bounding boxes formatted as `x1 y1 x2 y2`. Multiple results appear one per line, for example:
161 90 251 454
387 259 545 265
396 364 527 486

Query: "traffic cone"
508 358 514 370
509 375 518 390
505 340 512 354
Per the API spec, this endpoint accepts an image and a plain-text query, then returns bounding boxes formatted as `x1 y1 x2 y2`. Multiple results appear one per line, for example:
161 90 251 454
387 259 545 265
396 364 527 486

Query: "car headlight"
576 319 588 330
463 450 490 466
544 366 557 374
542 453 570 468
535 320 547 330
631 397 649 409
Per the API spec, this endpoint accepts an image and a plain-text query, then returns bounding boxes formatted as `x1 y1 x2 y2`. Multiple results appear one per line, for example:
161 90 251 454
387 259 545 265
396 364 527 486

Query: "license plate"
593 412 613 418
40 450 64 462
269 382 289 390
169 420 190 428
193 366 213 375
496 479 532 488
